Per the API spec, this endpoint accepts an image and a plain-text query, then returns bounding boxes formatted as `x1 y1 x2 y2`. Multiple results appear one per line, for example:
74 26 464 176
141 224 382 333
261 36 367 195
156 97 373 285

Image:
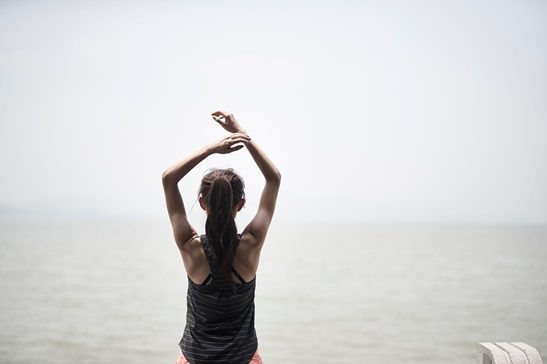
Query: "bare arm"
243 138 281 245
162 133 250 250
162 146 210 250
211 111 281 246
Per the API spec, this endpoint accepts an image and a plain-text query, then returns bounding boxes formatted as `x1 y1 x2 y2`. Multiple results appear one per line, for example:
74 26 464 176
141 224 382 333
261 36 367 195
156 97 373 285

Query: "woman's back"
180 234 258 364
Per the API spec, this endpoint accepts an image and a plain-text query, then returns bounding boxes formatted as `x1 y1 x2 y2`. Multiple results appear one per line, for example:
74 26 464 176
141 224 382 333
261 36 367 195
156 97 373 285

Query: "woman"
162 110 281 364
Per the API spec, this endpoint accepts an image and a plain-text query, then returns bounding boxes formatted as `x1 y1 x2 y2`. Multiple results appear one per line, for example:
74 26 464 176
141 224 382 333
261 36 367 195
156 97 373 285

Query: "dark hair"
199 168 245 284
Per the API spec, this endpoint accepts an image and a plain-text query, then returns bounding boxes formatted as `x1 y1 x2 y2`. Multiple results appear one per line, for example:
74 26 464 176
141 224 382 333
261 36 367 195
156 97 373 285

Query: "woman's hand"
211 110 246 134
208 133 251 155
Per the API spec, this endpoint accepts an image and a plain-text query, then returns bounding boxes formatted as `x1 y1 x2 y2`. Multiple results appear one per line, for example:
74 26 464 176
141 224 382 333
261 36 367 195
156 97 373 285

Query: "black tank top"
179 234 258 364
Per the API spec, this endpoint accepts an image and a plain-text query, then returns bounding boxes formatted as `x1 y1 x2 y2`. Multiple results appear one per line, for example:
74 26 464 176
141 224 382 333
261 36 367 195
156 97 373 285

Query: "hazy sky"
1 0 546 224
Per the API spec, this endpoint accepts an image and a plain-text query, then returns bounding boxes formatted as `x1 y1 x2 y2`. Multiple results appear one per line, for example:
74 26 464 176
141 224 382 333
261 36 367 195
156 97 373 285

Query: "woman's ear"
199 196 208 212
236 198 245 212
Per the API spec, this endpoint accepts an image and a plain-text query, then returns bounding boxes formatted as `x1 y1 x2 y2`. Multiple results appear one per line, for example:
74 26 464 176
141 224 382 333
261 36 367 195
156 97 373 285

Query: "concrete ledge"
478 342 543 364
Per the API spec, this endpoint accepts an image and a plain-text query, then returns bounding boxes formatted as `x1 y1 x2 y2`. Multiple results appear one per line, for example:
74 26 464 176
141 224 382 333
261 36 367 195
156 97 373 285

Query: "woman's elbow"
270 170 281 184
162 170 172 184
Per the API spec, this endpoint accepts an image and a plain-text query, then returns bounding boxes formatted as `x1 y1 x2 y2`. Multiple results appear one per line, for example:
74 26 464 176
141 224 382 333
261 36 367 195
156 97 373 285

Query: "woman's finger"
229 137 249 145
230 133 251 141
212 116 224 125
211 110 230 118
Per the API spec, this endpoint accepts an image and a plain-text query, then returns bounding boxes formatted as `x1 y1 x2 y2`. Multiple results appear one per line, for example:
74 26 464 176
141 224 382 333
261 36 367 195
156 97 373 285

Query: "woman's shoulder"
179 234 204 257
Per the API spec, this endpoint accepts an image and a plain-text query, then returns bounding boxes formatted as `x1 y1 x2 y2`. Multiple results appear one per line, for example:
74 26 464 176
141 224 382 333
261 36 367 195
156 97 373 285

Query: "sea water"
0 216 546 364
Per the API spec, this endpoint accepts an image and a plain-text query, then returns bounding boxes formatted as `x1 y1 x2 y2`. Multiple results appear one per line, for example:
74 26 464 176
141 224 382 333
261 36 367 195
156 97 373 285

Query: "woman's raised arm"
242 138 281 246
211 111 281 246
162 133 250 249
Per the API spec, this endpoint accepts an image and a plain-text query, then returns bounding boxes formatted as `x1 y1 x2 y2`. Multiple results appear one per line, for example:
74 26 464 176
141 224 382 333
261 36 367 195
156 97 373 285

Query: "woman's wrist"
203 144 216 156
235 126 247 134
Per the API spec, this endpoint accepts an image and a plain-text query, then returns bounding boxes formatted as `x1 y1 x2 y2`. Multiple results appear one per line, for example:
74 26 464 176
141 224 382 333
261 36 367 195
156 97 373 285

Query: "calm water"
0 216 546 364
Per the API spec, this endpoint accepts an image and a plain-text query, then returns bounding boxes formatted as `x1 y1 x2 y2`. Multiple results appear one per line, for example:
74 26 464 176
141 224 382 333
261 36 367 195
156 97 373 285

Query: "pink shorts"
176 350 263 364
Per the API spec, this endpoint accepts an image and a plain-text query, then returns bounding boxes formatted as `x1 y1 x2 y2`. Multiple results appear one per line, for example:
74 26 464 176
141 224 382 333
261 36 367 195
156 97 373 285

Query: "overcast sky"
1 0 546 224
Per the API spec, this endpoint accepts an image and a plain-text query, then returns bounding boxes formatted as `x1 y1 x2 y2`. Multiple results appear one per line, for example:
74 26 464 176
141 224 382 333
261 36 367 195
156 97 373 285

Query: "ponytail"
205 175 240 284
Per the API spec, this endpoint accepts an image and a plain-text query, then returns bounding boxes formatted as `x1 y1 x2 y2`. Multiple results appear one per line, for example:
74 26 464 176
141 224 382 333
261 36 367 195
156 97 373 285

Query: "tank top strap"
231 266 247 284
